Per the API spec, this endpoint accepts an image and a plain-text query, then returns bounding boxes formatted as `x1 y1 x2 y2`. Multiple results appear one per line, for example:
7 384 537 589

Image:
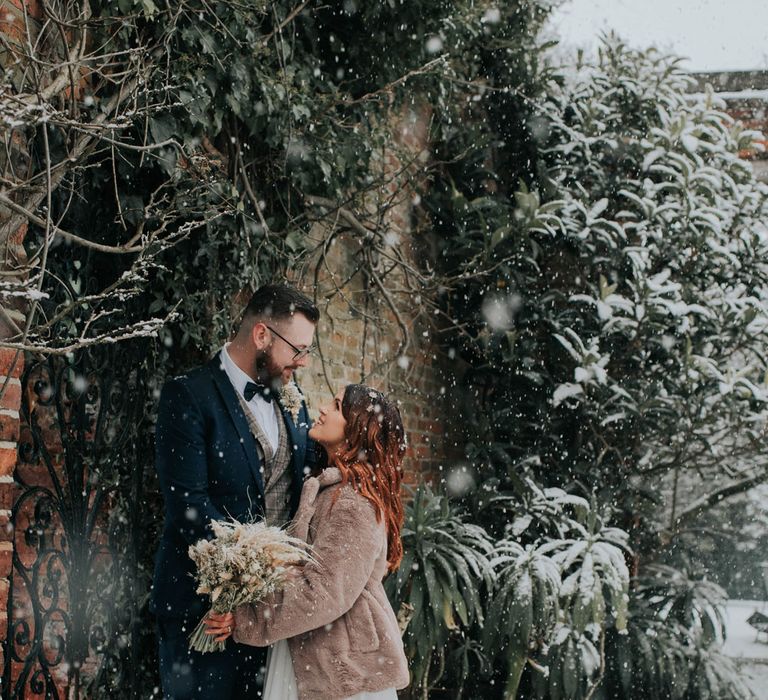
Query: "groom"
152 284 319 699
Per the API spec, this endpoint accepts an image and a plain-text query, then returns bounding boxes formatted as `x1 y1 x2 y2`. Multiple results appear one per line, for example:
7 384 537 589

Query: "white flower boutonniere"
279 381 303 423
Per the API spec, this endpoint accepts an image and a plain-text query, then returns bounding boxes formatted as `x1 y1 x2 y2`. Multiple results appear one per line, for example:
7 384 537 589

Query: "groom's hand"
204 612 236 643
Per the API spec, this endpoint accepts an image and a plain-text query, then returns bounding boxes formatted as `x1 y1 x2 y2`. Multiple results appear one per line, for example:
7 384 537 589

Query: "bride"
205 384 410 700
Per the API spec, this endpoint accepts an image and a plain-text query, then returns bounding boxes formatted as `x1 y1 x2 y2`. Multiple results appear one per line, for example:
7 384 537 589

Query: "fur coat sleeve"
233 485 385 646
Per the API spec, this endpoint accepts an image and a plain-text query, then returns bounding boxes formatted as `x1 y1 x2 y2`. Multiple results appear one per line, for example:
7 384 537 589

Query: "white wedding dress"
264 639 398 700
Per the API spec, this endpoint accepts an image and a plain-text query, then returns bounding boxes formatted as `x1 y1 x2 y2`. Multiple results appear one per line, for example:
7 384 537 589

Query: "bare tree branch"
672 469 768 533
0 193 144 254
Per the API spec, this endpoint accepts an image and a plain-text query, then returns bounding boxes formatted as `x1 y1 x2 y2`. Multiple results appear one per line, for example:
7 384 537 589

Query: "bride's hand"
204 612 236 643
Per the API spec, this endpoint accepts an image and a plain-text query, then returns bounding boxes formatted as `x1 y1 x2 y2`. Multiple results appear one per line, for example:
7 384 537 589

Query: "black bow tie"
244 382 274 402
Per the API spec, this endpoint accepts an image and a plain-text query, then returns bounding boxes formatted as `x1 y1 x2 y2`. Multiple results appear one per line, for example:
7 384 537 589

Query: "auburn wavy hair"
326 384 406 572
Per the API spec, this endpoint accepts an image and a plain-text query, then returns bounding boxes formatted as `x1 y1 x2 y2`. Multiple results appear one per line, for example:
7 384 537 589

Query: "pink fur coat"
233 467 410 700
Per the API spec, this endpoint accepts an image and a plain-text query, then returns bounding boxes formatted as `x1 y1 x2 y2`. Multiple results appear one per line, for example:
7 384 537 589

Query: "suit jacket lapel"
279 403 303 475
208 354 265 497
278 401 309 519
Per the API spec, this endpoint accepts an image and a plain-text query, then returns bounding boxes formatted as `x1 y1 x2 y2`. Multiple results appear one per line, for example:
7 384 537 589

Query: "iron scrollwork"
2 345 152 698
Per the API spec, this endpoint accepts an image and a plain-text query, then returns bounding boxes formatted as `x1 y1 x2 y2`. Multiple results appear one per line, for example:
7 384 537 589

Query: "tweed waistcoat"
236 393 293 527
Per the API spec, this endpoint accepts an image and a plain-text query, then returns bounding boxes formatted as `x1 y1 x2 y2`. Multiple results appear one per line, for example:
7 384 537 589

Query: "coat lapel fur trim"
290 467 342 541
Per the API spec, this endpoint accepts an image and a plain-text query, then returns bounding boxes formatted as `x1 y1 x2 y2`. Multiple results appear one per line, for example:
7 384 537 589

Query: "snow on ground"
722 600 768 697
723 600 768 659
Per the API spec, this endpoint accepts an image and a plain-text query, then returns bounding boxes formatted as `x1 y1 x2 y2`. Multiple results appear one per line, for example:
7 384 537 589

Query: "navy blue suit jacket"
151 352 315 619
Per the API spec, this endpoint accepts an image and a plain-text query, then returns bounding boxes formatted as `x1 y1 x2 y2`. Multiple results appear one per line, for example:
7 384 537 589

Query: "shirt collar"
220 344 259 401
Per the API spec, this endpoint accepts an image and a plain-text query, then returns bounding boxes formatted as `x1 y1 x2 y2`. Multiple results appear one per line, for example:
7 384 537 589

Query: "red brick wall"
298 258 454 489
727 101 768 158
1 3 47 692
0 350 21 656
296 100 456 488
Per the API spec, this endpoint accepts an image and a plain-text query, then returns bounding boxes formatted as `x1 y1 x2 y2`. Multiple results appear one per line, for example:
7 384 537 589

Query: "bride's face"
309 389 347 450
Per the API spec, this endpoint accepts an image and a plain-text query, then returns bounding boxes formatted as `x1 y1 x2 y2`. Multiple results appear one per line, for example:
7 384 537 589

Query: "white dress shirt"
220 344 279 453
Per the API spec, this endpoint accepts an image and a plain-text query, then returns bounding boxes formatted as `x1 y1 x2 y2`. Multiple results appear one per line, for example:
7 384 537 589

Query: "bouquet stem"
189 615 226 654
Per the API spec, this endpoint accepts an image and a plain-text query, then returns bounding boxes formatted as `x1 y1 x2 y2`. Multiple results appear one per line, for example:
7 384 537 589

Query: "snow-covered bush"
486 498 630 699
486 540 561 698
389 485 632 700
606 565 756 700
429 35 765 699
539 38 768 505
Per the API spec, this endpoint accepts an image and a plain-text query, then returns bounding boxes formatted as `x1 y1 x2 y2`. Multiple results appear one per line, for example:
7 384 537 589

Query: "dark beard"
254 348 284 392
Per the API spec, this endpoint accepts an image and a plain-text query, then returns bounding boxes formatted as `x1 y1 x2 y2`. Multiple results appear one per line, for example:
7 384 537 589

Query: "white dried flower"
279 381 303 423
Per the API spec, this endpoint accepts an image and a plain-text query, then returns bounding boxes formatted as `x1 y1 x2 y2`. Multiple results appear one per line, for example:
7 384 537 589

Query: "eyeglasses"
266 325 315 361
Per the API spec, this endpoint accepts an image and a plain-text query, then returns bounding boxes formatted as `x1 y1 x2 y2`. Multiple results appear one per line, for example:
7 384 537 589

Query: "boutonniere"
279 381 303 423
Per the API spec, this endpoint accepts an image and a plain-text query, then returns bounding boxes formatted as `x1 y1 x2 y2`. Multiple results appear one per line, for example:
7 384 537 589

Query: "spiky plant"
386 484 495 698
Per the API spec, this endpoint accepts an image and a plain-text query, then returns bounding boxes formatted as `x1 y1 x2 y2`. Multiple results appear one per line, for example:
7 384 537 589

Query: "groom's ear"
251 321 271 350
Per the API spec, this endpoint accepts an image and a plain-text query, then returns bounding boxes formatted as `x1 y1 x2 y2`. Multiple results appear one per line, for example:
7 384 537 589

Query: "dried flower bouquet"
188 519 311 653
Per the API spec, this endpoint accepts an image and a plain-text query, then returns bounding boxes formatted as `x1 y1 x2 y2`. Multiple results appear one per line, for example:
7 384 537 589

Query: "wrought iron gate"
2 346 157 699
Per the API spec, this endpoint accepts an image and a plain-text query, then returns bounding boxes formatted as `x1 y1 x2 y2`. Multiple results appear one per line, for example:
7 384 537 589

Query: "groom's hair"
241 284 319 327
